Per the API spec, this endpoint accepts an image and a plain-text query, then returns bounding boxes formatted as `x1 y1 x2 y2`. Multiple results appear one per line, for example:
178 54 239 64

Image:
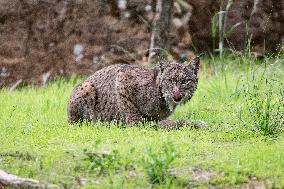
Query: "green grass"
0 55 283 188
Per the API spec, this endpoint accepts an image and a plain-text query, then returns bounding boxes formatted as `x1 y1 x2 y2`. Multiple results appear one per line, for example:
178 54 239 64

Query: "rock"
159 119 207 130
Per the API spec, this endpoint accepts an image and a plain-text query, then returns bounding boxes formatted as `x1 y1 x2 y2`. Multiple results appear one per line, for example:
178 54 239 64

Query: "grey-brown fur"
67 55 201 126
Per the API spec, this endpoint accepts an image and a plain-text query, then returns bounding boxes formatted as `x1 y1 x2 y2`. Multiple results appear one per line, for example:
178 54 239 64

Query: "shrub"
141 142 178 184
239 69 284 135
83 149 121 175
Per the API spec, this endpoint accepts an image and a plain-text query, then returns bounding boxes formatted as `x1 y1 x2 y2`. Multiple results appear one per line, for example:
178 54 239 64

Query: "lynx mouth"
173 97 182 103
175 93 191 104
172 92 184 103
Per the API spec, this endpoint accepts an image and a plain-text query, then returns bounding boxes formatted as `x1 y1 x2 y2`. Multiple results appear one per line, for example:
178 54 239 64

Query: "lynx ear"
186 53 203 75
158 55 170 72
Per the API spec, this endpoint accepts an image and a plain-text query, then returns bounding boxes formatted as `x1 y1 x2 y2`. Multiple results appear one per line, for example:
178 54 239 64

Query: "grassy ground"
0 55 283 188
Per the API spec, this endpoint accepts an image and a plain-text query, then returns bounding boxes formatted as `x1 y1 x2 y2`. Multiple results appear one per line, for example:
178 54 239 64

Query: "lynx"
67 53 203 128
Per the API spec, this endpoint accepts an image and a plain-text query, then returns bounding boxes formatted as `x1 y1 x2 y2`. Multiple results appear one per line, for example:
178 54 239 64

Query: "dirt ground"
0 0 152 88
0 0 283 88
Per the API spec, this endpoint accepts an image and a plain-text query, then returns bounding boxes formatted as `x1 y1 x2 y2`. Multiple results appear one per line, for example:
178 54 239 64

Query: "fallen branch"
0 169 59 189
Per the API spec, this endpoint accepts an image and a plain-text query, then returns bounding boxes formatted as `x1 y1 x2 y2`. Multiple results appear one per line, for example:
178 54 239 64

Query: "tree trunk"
109 0 120 17
148 0 174 63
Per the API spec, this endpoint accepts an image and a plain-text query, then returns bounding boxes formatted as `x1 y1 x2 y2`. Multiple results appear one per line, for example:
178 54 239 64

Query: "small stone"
193 120 207 128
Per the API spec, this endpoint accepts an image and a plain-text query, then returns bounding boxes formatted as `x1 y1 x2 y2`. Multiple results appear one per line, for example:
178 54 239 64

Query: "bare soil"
0 0 152 88
0 0 283 87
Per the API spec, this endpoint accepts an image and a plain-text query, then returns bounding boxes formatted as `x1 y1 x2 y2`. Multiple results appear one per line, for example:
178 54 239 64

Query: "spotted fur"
67 56 201 124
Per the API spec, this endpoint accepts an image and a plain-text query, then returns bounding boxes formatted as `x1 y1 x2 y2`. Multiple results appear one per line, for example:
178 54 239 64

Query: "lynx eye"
181 80 189 85
166 78 175 84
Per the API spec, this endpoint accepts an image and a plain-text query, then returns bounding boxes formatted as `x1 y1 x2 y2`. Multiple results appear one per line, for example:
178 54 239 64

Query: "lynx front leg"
115 74 144 125
119 101 142 124
159 119 207 130
116 94 142 125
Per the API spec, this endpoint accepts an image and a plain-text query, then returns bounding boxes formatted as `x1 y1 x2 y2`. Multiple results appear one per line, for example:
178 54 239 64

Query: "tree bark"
0 169 59 189
148 0 174 63
109 0 120 17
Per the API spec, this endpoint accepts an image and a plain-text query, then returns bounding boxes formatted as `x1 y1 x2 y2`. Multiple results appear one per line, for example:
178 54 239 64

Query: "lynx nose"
172 86 182 102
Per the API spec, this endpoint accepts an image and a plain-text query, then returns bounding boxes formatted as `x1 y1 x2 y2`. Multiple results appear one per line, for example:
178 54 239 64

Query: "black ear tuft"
187 53 204 75
159 55 170 72
191 57 200 75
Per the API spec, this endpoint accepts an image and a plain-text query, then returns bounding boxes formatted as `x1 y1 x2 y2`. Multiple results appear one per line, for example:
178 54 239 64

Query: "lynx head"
157 54 201 111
